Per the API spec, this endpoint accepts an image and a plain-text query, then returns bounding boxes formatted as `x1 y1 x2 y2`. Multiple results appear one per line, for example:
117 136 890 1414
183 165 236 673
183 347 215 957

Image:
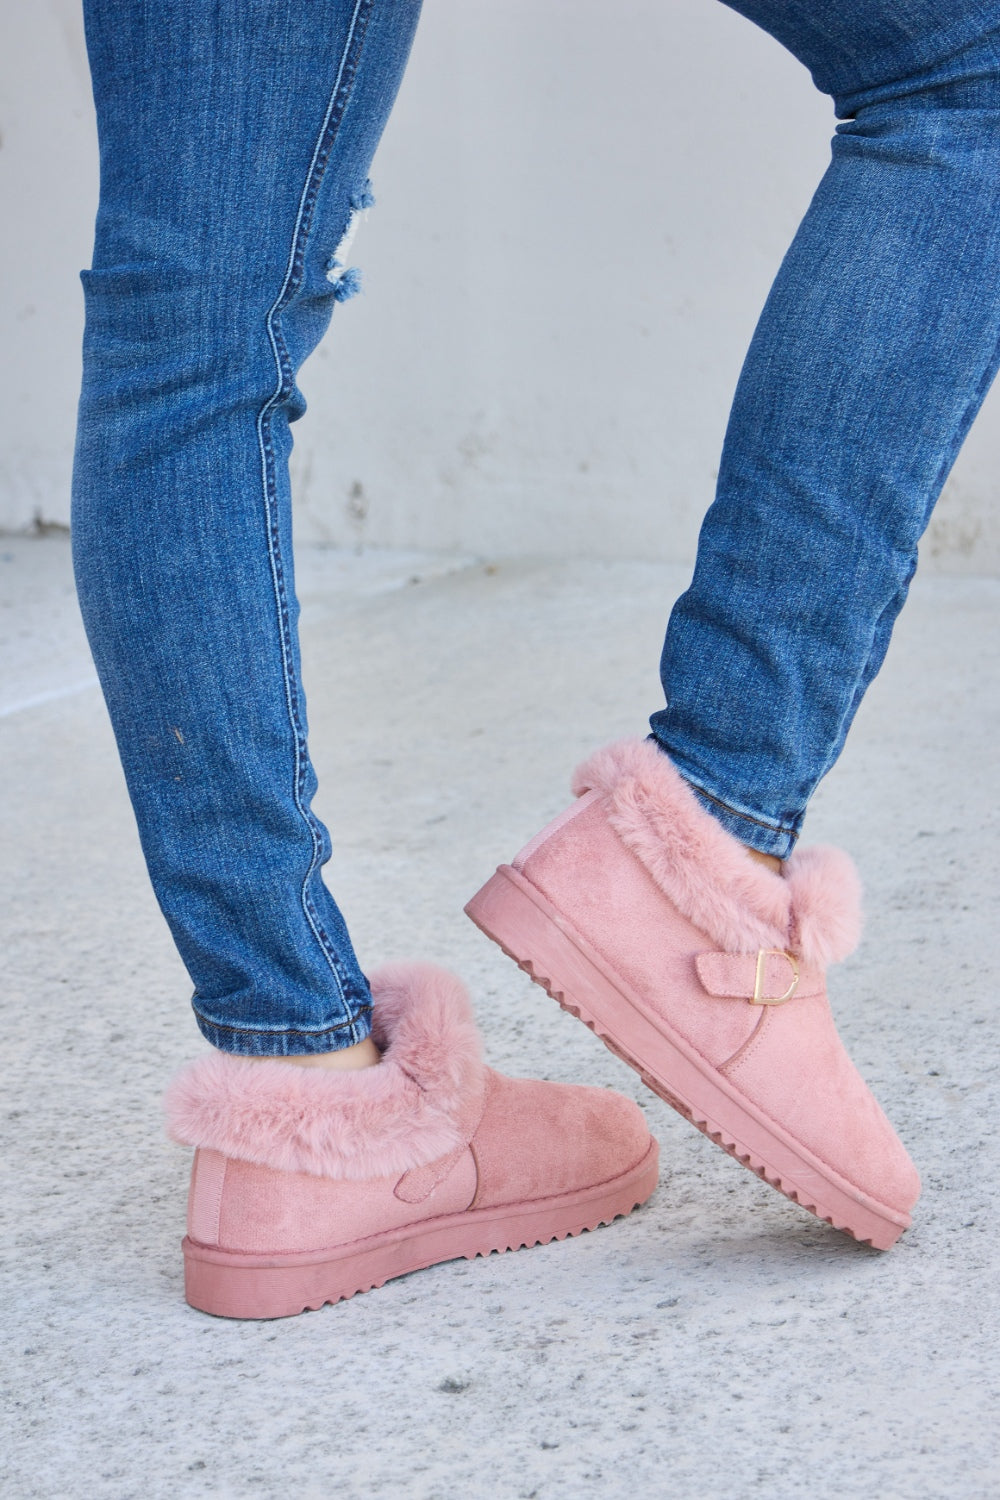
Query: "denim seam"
254 0 374 1034
192 1006 373 1039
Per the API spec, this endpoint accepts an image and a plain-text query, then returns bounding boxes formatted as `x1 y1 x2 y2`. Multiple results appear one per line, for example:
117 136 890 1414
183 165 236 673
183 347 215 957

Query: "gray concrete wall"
1 0 997 570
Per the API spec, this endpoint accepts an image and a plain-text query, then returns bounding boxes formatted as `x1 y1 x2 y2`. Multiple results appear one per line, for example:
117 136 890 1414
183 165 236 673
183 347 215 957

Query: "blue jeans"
74 0 421 1054
651 1 1000 856
74 0 1000 1053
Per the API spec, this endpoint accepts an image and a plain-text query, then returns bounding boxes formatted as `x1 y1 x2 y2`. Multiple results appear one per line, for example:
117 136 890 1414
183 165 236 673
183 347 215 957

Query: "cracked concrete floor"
1 535 999 1499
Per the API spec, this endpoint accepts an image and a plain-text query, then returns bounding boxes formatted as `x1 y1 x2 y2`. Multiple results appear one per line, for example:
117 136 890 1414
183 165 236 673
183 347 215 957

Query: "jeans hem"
193 1002 373 1057
647 734 801 859
684 779 800 861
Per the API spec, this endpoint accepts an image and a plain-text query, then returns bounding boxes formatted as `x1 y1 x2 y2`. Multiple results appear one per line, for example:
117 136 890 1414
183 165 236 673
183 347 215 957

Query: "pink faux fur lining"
164 962 485 1180
572 739 862 967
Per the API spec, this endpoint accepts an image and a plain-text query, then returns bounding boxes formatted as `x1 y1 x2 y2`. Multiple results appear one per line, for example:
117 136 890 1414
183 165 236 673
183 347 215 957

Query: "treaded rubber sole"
466 864 910 1251
182 1139 659 1320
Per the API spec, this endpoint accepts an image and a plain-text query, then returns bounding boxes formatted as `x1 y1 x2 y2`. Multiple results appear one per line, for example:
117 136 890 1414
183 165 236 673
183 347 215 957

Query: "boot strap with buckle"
695 948 823 1005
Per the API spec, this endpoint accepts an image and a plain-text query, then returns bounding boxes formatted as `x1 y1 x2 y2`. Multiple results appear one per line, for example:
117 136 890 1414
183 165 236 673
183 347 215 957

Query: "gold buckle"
751 949 800 1005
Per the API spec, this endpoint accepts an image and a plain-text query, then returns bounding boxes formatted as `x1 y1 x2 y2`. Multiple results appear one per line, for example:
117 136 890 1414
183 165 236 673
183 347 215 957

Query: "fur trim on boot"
165 963 484 1180
573 737 862 967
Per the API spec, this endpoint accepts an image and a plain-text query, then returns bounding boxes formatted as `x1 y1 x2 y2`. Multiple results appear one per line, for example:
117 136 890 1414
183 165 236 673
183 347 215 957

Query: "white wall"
1 0 997 570
0 0 96 534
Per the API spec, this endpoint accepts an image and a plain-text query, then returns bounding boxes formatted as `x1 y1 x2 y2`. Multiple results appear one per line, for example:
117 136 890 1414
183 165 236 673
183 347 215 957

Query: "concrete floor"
2 535 999 1500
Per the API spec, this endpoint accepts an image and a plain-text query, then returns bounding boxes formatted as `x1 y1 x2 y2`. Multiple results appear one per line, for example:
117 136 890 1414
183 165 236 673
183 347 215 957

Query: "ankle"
271 1035 381 1071
745 845 784 876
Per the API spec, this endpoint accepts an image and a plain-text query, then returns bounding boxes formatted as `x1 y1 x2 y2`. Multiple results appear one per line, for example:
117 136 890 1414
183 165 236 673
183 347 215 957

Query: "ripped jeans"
74 0 1000 1054
74 0 421 1054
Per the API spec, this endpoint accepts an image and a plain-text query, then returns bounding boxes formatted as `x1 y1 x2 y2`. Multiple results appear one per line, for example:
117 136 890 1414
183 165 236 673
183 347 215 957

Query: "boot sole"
182 1139 659 1319
466 864 910 1251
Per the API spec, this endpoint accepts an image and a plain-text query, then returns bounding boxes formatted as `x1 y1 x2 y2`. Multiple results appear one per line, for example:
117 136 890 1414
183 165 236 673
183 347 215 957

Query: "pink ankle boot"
166 961 658 1318
465 738 919 1250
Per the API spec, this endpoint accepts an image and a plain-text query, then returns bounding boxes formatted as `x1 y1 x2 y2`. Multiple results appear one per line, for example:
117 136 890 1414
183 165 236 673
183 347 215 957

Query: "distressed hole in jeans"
326 179 375 302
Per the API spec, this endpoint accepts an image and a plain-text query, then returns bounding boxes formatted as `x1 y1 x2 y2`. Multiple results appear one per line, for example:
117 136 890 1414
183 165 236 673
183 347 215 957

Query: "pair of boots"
167 740 920 1319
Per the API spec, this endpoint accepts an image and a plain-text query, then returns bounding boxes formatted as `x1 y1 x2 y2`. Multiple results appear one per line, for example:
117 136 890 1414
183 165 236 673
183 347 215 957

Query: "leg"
77 1 658 1314
652 1 1000 855
75 0 421 1055
468 1 1000 1246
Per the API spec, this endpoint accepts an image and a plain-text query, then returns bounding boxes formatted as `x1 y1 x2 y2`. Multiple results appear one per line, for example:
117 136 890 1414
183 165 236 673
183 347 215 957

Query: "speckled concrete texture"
2 537 998 1499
